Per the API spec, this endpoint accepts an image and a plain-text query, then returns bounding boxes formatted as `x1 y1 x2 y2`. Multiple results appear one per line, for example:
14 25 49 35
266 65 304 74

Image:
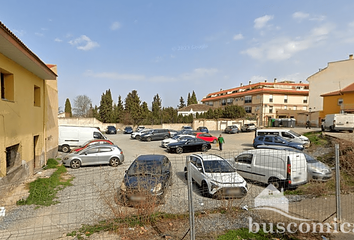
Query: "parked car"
62 144 124 169
224 125 239 134
255 145 333 181
161 134 196 148
131 129 152 140
241 123 257 132
119 154 172 205
168 129 178 137
176 129 196 135
256 129 310 147
196 126 209 133
167 138 211 154
136 126 145 132
123 126 133 134
106 126 117 134
184 153 248 199
253 135 304 151
182 126 193 130
70 139 114 153
195 132 218 143
140 129 171 141
232 149 307 190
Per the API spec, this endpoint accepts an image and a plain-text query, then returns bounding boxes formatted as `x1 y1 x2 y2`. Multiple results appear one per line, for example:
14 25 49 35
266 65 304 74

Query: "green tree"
223 105 246 118
99 89 113 123
187 93 191 105
64 98 72 117
152 94 162 118
178 96 186 109
124 90 142 125
112 95 124 123
190 91 198 104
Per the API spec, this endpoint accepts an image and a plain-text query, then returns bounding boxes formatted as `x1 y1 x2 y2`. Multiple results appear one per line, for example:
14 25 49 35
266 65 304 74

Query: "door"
33 135 39 170
98 147 113 164
234 153 253 180
80 147 99 166
289 155 307 185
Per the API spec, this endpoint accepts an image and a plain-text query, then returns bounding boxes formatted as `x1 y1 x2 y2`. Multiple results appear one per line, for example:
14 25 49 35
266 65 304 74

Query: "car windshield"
127 160 162 175
171 135 180 140
203 160 236 173
289 130 301 137
304 154 317 163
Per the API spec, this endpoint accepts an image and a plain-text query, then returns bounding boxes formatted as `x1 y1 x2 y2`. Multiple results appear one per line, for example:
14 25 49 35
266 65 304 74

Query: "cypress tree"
64 98 72 117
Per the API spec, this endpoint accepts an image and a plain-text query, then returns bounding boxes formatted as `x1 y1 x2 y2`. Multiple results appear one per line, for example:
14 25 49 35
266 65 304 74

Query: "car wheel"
70 159 81 169
201 181 210 197
146 137 152 142
201 145 208 152
184 168 188 180
213 139 217 144
62 145 70 153
176 147 183 154
330 125 334 132
136 135 141 140
269 178 285 190
110 157 120 167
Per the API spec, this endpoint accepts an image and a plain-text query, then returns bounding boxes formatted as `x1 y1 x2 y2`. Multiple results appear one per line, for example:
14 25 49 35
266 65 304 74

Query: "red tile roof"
321 83 354 96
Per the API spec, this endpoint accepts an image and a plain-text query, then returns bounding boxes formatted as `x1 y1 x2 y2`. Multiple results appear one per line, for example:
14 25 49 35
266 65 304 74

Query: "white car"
161 134 195 148
184 154 248 199
130 129 151 140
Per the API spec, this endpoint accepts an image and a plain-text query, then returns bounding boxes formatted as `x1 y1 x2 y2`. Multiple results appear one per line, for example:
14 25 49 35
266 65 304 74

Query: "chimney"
299 80 302 83
274 78 277 83
264 79 267 83
249 80 251 85
240 83 243 87
350 54 353 60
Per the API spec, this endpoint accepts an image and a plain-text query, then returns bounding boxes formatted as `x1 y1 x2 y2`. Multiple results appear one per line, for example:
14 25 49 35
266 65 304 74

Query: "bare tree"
73 95 92 117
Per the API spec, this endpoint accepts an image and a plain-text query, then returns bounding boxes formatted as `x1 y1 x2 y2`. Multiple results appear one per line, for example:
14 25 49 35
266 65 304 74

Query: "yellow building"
321 82 354 116
201 79 309 126
0 21 58 182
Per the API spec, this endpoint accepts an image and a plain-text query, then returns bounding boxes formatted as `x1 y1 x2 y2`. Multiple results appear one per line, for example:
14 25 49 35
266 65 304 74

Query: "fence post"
187 158 195 240
335 144 341 222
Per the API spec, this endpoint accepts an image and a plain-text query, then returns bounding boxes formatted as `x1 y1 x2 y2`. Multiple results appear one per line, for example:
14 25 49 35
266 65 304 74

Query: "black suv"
140 129 171 141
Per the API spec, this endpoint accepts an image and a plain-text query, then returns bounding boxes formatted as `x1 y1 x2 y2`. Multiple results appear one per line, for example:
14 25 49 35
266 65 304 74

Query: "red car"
70 139 114 153
195 132 218 143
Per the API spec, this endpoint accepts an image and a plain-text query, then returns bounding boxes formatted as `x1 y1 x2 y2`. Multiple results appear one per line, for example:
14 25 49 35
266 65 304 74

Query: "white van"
255 129 310 147
321 113 354 132
231 149 308 189
59 126 106 153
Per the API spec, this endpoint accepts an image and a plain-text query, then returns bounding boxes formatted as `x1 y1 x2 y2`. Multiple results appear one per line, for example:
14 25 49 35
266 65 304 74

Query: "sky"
2 1 354 110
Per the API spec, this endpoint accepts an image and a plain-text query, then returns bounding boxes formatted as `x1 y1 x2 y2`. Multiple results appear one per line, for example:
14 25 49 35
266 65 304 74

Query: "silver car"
161 134 195 148
304 153 333 181
62 144 124 169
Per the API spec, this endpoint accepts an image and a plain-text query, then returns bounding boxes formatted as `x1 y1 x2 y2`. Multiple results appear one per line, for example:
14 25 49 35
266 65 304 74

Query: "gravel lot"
1 127 353 239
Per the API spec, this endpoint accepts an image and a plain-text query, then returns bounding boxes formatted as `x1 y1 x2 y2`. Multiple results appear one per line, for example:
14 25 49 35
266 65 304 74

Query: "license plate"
130 196 145 201
227 189 241 194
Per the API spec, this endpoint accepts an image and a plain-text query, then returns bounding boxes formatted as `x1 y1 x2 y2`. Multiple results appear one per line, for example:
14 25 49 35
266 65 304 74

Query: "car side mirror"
197 167 203 172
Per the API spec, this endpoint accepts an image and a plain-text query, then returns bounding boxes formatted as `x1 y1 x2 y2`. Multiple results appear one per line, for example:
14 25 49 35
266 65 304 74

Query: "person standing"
218 134 225 151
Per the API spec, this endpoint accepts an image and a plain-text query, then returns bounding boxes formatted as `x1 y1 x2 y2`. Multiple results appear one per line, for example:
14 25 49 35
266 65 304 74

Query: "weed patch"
17 159 73 207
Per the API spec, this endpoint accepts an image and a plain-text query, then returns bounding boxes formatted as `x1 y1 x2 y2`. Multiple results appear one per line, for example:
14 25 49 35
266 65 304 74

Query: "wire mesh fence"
1 135 354 239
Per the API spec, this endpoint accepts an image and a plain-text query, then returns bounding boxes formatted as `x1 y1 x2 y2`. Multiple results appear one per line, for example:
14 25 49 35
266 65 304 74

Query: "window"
245 95 252 103
245 106 252 113
99 147 112 153
227 98 233 105
34 85 41 107
284 95 288 103
284 105 287 110
338 98 343 106
269 94 273 103
1 71 14 101
269 106 273 113
221 99 226 106
235 154 253 164
293 106 297 110
303 97 308 104
6 144 20 173
303 106 307 111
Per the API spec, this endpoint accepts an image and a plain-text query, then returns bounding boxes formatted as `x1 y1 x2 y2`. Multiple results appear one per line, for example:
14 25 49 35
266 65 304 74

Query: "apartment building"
201 79 309 126
0 21 58 183
321 82 354 116
307 54 354 117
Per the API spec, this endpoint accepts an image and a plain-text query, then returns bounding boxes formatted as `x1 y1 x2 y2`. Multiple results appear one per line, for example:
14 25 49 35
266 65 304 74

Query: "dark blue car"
253 135 304 151
119 155 172 206
196 126 209 133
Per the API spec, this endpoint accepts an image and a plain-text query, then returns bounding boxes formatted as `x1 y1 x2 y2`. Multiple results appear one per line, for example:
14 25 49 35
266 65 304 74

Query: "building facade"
201 80 309 126
307 54 354 117
0 21 58 183
321 82 354 116
177 104 216 117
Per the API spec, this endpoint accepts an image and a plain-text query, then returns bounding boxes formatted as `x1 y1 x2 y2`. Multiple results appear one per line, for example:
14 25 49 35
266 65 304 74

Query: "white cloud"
84 70 145 81
292 12 309 21
254 15 274 29
13 29 25 37
110 21 121 30
69 35 99 51
54 38 62 42
233 33 244 40
84 67 218 83
242 24 333 61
